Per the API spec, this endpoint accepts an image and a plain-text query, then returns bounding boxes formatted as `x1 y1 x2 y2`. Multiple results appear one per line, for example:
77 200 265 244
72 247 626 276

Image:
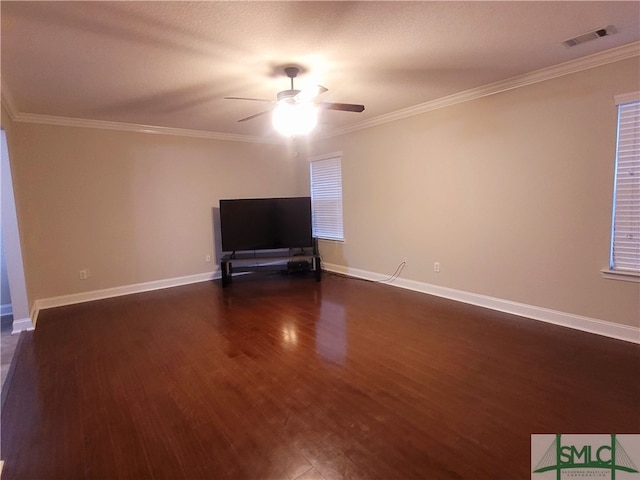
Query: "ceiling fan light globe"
272 103 318 136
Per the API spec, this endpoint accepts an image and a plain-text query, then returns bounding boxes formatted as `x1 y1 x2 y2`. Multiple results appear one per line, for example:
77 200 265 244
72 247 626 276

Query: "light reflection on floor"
315 301 347 365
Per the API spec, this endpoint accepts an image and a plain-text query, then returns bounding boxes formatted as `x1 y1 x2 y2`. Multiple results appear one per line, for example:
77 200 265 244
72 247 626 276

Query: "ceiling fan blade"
238 110 273 122
294 85 328 103
317 102 365 113
225 96 273 103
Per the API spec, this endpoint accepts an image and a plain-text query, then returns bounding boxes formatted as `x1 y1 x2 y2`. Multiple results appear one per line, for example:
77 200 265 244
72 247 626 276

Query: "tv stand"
220 251 321 287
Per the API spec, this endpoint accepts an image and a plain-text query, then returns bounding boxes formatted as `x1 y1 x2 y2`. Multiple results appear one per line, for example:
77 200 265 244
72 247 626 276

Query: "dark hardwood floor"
1 272 638 479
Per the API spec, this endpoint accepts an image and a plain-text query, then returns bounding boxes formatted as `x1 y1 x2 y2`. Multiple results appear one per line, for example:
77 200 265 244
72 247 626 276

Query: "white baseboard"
12 316 34 333
32 271 220 324
27 265 640 344
0 303 12 317
324 262 640 344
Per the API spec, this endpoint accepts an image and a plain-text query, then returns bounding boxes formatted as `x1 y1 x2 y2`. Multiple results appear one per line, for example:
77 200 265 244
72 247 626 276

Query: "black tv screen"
219 197 313 252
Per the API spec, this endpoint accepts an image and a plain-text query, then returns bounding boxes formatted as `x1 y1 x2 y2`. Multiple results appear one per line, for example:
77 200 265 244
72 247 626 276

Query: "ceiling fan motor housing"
226 63 364 122
284 66 300 78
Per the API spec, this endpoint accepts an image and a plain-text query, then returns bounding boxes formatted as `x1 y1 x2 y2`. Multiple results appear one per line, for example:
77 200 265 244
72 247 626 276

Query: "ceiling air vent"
562 26 617 47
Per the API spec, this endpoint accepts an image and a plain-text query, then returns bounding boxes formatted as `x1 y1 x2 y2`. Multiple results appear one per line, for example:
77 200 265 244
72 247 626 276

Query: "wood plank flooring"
1 272 638 479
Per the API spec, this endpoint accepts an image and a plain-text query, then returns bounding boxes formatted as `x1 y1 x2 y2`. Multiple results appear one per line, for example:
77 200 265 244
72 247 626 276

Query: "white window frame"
602 92 640 283
309 153 344 242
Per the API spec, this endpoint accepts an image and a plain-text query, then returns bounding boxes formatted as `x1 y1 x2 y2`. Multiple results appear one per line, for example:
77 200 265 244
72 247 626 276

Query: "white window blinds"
611 98 640 272
310 156 344 241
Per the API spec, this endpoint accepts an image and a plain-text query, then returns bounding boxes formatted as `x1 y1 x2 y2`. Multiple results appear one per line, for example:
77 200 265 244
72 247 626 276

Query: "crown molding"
328 41 640 138
3 42 638 143
0 77 280 144
10 113 283 144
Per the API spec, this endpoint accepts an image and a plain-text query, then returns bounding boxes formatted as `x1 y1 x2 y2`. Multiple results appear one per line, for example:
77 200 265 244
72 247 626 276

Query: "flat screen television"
219 197 313 252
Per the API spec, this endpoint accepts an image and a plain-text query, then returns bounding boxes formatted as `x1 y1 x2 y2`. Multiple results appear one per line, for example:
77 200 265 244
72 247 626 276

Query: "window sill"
601 268 640 283
316 237 345 244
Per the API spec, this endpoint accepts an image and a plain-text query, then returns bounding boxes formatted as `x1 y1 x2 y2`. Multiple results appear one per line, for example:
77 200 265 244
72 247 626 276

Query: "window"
610 95 640 274
310 155 344 241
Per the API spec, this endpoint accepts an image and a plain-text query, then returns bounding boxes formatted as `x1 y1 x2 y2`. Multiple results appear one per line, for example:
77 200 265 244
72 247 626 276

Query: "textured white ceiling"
1 1 639 140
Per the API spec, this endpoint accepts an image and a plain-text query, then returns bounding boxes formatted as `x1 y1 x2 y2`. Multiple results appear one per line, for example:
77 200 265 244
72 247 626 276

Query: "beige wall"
7 123 299 303
308 57 640 328
3 57 639 329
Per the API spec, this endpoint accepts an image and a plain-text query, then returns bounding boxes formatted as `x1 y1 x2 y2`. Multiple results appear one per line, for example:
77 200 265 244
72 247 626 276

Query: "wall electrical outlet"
79 269 89 280
433 262 440 273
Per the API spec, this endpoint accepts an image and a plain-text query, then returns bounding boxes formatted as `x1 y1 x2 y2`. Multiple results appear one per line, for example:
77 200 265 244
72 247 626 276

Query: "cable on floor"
374 261 407 284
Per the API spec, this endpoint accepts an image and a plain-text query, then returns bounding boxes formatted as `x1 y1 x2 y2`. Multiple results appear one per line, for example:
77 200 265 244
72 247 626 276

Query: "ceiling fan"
224 66 365 124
